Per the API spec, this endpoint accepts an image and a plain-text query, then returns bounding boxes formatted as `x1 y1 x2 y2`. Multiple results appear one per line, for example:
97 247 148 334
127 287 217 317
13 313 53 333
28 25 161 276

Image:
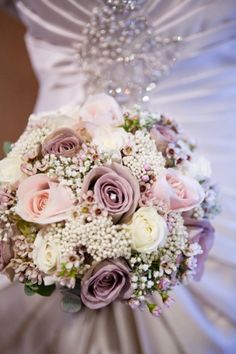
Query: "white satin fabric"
0 1 236 353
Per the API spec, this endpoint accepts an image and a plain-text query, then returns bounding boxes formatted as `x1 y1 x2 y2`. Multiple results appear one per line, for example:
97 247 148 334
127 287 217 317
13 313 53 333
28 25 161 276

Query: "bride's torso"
15 0 236 113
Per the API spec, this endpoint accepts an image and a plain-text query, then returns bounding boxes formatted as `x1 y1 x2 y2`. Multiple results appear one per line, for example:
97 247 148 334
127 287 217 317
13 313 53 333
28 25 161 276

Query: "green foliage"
123 114 141 133
147 303 157 313
59 263 78 279
3 141 12 155
24 282 56 297
16 220 37 239
61 293 82 313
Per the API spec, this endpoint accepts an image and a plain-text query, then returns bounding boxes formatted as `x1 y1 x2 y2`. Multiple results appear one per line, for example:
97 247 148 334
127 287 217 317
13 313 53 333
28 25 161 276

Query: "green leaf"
24 284 37 296
36 283 56 297
24 282 56 297
147 303 157 313
3 141 12 155
61 294 82 313
17 220 36 237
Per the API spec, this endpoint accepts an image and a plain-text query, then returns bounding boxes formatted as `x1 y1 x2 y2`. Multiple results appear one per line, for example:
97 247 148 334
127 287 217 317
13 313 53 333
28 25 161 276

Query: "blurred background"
0 9 38 158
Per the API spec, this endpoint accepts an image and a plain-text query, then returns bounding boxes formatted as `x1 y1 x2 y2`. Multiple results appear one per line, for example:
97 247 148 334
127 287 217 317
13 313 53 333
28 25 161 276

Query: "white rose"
0 156 23 184
28 105 80 131
128 207 168 253
32 231 61 274
182 154 212 180
92 126 129 155
80 93 124 127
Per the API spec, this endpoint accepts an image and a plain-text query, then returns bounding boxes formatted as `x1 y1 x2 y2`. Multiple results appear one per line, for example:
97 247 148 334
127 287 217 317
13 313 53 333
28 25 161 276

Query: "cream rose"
0 156 23 184
32 231 60 274
128 207 168 253
92 126 129 155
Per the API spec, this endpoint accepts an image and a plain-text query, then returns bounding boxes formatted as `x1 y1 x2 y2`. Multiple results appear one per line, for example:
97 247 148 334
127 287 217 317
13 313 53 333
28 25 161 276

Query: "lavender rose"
81 163 140 223
184 217 215 281
0 241 13 271
81 259 132 309
150 124 178 152
42 128 81 157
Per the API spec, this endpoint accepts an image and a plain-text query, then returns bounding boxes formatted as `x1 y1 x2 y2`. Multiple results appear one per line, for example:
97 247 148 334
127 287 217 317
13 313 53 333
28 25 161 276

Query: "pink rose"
184 217 215 280
15 174 74 224
81 259 132 309
150 124 178 152
79 93 124 127
152 169 204 212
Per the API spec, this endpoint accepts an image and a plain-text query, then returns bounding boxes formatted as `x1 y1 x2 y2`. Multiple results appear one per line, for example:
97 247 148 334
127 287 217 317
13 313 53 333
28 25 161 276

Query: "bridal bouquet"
0 94 220 315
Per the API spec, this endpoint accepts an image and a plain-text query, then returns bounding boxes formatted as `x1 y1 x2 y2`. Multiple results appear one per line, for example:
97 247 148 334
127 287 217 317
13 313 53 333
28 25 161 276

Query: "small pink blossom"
150 124 178 152
0 186 14 210
163 296 175 308
150 305 162 317
0 240 13 271
128 298 141 309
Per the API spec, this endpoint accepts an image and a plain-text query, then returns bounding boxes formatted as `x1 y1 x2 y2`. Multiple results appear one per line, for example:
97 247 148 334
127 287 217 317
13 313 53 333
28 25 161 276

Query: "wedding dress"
0 1 236 353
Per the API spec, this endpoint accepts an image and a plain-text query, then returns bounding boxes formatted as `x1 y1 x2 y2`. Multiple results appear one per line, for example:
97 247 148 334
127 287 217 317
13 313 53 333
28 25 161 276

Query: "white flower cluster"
45 216 132 264
9 126 52 159
163 213 188 258
44 155 84 199
122 130 165 181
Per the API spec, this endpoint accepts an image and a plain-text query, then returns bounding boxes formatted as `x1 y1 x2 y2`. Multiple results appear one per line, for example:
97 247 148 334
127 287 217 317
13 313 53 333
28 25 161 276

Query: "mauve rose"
81 259 132 309
184 217 215 281
152 169 205 212
150 124 178 152
42 128 81 157
0 241 13 271
81 163 140 223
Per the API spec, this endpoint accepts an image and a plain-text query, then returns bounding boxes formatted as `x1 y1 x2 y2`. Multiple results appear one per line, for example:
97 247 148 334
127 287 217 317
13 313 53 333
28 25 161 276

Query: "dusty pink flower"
15 174 74 224
184 217 215 280
0 241 13 271
0 186 14 210
81 163 140 223
22 144 41 161
79 93 124 127
81 259 132 309
42 128 81 157
150 124 178 152
152 169 204 212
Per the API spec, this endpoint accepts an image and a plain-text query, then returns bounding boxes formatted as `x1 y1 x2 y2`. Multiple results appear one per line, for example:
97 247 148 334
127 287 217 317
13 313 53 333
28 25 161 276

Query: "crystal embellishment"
74 0 182 106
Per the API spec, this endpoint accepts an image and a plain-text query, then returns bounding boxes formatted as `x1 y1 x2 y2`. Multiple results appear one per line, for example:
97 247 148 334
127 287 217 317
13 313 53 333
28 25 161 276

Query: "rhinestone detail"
74 0 182 106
